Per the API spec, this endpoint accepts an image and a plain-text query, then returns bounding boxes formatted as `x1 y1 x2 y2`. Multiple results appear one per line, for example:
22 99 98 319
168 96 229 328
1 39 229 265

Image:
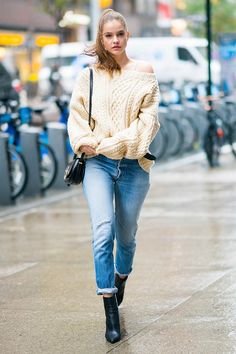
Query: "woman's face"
102 19 129 56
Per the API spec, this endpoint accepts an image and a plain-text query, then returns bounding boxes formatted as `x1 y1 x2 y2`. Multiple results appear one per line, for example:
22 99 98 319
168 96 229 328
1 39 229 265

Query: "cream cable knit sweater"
67 66 160 172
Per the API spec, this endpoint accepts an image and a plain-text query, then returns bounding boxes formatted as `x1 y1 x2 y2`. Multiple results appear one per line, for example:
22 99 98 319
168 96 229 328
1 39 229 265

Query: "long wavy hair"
84 9 128 75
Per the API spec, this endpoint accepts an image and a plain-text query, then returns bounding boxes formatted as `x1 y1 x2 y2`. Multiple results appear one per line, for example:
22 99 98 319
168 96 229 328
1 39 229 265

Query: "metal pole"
206 0 212 100
47 122 68 190
91 0 100 41
21 127 42 197
0 133 13 205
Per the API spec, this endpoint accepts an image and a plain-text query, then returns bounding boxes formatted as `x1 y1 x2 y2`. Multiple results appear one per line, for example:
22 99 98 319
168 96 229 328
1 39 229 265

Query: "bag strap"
88 67 93 130
144 152 156 161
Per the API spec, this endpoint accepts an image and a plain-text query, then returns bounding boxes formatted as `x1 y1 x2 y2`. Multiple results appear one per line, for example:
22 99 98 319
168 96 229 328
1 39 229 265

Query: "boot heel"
103 295 121 343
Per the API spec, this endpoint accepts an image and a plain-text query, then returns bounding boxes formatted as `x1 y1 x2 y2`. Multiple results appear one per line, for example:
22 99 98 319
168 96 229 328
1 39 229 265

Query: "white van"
38 37 220 96
126 37 220 85
38 42 94 96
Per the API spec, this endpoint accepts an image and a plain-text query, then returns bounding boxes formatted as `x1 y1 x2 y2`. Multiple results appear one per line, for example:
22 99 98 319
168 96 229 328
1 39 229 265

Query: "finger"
86 152 96 156
86 149 95 154
86 149 97 155
89 148 97 153
81 147 93 154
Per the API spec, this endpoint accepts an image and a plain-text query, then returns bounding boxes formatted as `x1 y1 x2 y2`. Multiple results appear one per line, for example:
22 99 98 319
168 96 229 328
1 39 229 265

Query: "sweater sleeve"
67 69 98 154
96 82 160 159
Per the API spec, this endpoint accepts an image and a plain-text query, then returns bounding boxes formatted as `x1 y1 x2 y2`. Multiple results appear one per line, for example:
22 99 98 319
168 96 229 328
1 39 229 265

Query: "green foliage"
183 0 236 40
39 0 79 20
39 0 90 41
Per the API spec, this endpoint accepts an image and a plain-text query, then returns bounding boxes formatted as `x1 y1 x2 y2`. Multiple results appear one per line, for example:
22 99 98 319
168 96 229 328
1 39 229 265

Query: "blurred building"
0 0 56 34
112 0 187 37
113 0 159 36
0 0 60 83
0 0 180 91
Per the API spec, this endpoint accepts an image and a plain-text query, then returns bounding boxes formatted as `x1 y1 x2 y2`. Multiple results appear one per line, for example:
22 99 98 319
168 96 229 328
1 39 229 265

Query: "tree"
39 0 78 23
179 0 236 40
39 0 89 40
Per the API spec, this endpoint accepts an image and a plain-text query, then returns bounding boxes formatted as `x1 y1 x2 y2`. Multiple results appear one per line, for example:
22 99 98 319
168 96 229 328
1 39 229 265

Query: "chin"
111 49 124 56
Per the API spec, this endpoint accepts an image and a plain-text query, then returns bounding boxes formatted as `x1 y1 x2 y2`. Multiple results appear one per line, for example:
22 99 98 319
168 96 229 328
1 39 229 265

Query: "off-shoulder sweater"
67 66 160 172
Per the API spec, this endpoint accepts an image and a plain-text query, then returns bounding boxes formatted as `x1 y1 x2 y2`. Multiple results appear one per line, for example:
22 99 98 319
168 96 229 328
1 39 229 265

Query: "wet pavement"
0 153 236 354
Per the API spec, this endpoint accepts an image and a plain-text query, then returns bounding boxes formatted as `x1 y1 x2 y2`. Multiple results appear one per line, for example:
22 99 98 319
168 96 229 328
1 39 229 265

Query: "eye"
118 32 125 37
105 34 112 38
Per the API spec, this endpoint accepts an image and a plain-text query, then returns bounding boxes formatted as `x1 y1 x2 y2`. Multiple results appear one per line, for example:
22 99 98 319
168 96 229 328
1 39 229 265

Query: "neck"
113 52 130 68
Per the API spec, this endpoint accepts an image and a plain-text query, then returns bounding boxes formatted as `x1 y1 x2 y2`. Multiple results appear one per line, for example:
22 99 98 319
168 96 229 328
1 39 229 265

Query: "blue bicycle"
48 95 73 155
0 99 57 198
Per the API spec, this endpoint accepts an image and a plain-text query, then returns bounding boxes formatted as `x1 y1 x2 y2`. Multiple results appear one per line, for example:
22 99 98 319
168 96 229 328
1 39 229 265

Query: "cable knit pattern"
67 67 160 172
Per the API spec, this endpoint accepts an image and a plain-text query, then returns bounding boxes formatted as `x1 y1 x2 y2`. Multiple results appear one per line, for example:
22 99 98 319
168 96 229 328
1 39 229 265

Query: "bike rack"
0 133 13 205
47 122 68 189
20 127 42 197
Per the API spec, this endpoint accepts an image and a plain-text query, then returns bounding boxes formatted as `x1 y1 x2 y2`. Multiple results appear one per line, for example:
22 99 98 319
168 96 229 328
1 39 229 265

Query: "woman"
67 9 160 344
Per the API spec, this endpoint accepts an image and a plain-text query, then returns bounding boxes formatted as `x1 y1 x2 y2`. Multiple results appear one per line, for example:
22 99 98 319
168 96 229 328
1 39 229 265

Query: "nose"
113 35 119 43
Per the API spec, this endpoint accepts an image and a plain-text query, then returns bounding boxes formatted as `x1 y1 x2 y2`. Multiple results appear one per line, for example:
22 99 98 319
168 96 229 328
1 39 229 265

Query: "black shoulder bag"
64 68 93 186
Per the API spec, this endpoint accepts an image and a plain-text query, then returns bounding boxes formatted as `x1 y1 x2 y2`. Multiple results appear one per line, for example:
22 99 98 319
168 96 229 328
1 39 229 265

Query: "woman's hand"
80 145 98 156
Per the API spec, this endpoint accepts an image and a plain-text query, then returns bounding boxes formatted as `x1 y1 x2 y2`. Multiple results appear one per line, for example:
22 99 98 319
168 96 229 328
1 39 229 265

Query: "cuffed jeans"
83 155 150 295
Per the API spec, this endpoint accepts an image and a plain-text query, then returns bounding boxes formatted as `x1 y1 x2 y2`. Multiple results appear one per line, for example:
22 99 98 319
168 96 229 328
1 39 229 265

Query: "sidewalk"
0 154 236 354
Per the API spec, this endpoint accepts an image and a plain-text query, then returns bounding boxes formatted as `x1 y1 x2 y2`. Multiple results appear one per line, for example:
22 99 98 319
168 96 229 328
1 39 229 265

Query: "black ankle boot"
115 274 128 306
103 295 121 343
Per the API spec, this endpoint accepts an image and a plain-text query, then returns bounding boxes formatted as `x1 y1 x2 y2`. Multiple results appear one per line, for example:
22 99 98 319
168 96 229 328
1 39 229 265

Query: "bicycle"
41 95 73 156
0 99 57 196
200 95 236 167
20 105 58 191
0 99 28 199
159 82 200 156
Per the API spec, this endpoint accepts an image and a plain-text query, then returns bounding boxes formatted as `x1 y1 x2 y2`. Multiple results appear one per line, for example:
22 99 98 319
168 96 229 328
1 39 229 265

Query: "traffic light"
100 0 112 8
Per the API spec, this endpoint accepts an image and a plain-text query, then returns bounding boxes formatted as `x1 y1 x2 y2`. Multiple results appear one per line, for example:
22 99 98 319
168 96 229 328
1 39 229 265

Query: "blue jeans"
83 155 150 295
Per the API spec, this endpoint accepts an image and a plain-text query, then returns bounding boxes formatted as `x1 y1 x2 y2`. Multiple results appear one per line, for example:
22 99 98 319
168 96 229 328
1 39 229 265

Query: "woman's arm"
67 69 98 154
96 82 160 159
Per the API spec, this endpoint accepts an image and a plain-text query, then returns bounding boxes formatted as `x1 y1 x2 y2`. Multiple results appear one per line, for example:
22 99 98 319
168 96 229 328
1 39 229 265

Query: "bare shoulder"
135 60 154 73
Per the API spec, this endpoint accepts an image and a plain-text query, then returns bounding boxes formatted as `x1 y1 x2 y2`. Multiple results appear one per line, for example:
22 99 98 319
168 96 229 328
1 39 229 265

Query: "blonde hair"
84 9 128 75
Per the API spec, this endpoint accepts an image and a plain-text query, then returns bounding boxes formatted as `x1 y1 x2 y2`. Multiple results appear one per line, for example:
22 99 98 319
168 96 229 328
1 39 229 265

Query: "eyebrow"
103 30 125 35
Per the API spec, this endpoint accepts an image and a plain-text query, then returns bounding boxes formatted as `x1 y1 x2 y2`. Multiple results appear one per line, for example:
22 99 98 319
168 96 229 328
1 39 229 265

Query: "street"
0 153 236 354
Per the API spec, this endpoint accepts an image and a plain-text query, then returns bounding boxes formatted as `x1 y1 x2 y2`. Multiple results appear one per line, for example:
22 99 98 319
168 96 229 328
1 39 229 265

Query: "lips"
112 46 121 49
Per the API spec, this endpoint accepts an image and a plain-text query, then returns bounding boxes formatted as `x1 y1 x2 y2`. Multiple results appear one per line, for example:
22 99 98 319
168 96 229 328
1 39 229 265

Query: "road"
0 153 236 354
